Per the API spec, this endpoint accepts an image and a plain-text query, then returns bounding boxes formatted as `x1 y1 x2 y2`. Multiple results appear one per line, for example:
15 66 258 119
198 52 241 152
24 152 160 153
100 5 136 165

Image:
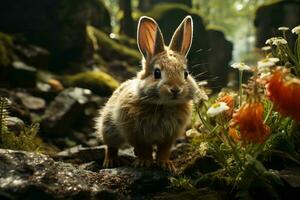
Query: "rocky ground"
0 144 223 200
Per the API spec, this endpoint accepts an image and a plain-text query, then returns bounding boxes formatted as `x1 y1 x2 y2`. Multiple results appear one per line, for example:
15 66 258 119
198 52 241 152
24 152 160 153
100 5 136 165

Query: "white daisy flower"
257 57 280 68
259 72 271 80
292 25 300 34
207 102 229 117
265 38 274 45
261 46 271 51
186 129 201 137
265 37 287 46
278 27 289 31
272 38 287 46
231 62 251 71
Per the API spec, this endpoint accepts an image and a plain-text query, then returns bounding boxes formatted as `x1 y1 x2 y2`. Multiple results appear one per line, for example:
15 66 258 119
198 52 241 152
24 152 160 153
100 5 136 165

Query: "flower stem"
222 126 244 171
264 103 273 123
196 106 214 132
239 70 243 108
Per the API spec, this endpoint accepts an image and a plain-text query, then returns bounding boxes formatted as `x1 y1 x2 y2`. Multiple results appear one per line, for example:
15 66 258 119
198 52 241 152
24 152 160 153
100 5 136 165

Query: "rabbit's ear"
137 16 165 59
169 16 193 56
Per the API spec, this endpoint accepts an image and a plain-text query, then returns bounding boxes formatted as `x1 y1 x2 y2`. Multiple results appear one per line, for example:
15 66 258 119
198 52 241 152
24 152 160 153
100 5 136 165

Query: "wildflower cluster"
190 24 300 198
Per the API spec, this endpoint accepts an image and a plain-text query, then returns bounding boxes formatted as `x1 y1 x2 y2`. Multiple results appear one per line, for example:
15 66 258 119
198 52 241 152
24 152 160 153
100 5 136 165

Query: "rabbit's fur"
95 16 207 170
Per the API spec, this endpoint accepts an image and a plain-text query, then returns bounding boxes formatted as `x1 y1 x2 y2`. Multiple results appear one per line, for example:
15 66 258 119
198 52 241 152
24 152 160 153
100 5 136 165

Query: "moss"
1 124 43 152
0 97 42 152
0 32 15 67
87 25 141 65
64 71 119 96
169 176 194 191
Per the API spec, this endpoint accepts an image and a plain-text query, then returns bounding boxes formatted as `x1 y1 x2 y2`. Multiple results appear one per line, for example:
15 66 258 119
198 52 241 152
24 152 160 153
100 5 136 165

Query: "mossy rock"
0 0 111 71
0 32 16 67
254 1 300 48
64 71 119 96
87 25 141 65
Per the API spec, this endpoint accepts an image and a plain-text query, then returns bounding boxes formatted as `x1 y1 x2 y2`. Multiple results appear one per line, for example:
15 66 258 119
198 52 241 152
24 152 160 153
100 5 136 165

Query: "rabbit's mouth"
171 94 179 100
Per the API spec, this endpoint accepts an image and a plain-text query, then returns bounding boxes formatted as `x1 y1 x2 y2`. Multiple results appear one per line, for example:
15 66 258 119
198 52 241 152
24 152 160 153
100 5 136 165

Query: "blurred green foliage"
102 0 279 63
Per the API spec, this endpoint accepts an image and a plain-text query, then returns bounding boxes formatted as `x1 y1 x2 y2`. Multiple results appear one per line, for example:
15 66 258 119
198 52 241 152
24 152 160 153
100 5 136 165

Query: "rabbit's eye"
154 68 161 79
184 70 188 79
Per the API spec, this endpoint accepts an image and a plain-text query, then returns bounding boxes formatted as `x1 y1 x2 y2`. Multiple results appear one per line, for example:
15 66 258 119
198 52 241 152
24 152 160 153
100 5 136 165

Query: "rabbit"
95 15 207 171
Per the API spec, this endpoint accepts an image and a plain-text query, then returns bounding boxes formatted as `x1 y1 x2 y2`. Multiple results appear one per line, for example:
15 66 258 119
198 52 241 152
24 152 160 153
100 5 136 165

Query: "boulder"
254 1 300 48
0 149 169 200
41 87 93 136
0 0 111 71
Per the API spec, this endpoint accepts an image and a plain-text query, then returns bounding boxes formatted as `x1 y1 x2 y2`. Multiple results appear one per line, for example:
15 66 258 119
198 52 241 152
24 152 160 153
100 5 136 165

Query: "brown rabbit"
95 16 207 171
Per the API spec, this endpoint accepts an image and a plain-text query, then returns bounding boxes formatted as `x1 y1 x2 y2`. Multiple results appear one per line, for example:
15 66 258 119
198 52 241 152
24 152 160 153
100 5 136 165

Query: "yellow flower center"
212 103 221 108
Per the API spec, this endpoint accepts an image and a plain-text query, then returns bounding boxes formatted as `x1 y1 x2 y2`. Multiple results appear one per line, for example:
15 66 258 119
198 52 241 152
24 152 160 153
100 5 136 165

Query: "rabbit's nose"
170 87 181 95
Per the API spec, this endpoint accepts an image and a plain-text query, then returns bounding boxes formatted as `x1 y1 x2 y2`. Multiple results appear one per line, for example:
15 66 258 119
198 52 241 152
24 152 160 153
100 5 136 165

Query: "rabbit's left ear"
169 16 193 56
137 16 165 60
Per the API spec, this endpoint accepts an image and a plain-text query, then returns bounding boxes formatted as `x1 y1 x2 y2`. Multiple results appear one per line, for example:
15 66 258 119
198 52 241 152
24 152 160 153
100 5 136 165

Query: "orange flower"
229 102 270 144
217 94 235 117
266 69 300 122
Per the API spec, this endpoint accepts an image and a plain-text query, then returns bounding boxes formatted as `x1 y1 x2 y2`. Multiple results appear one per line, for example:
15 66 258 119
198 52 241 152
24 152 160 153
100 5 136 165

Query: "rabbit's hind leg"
101 120 125 168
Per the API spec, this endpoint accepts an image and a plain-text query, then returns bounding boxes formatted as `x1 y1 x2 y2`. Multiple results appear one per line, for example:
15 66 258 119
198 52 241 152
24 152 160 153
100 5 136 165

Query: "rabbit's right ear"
169 16 193 56
137 16 165 60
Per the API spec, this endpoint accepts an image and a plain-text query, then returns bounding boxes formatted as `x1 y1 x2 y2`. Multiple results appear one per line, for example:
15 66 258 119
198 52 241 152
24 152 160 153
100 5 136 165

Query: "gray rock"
15 92 46 111
55 145 135 166
41 87 92 136
0 149 169 200
6 117 25 134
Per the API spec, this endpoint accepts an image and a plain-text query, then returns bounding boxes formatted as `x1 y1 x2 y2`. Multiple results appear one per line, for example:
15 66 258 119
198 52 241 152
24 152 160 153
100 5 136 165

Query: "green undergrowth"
0 97 43 152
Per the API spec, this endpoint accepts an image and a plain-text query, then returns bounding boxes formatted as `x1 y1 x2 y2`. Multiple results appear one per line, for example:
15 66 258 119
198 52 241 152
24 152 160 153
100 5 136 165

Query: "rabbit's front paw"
103 146 119 168
157 159 176 173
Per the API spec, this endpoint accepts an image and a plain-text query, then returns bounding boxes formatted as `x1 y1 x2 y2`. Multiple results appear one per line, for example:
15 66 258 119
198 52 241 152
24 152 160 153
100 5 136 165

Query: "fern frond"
0 97 9 142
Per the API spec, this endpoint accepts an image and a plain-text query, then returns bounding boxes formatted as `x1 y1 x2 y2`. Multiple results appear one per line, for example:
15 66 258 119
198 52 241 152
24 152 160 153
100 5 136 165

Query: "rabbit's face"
139 51 195 104
136 16 199 104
